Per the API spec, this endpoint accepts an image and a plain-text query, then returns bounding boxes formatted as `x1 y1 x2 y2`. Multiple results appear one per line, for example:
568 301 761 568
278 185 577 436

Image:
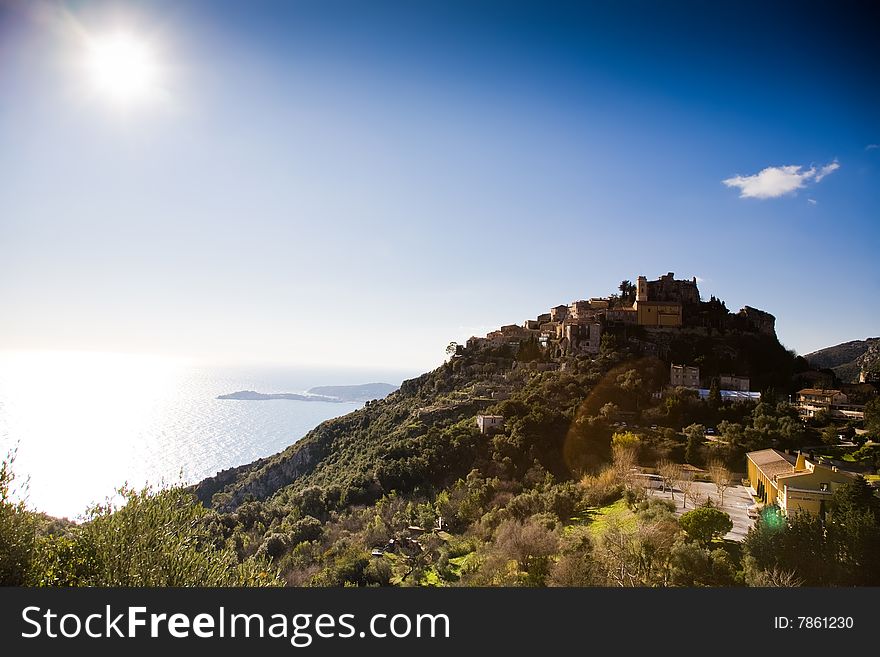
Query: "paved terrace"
648 481 756 542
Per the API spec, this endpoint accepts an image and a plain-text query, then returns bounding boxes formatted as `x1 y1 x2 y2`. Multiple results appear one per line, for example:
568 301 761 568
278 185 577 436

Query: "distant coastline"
218 383 399 403
217 391 339 402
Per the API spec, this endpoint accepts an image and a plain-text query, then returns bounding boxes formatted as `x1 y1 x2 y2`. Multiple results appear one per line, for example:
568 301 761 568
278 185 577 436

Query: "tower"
636 276 648 303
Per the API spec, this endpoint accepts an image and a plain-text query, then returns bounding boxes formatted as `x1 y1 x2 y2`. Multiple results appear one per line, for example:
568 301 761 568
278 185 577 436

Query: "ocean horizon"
0 351 419 519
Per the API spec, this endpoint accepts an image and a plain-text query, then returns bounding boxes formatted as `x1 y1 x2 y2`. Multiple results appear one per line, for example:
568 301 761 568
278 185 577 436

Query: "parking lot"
648 481 756 542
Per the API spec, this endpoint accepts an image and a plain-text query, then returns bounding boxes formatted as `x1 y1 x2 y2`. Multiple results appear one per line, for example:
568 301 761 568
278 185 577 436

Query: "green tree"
865 398 880 437
708 378 722 410
599 333 620 360
684 423 705 465
820 424 841 446
679 507 733 547
831 475 880 519
742 497 880 586
616 369 645 410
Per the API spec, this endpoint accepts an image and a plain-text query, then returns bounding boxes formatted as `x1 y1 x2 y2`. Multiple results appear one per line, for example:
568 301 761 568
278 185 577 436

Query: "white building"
476 415 504 434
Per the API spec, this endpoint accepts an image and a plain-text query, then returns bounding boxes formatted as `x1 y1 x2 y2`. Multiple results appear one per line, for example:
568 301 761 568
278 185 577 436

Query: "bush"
257 533 290 560
579 468 622 507
31 485 281 587
0 454 35 585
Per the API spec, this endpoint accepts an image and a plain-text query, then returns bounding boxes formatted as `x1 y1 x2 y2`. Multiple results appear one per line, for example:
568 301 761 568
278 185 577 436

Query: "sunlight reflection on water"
0 351 368 519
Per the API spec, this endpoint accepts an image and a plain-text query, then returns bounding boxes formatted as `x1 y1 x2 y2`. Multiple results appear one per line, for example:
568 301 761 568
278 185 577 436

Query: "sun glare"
85 32 160 107
0 351 185 517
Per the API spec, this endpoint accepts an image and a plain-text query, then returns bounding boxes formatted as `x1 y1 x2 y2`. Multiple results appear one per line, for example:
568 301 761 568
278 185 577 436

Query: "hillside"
17 310 874 587
195 326 797 512
184 313 828 587
805 337 880 383
187 274 872 587
3 271 856 589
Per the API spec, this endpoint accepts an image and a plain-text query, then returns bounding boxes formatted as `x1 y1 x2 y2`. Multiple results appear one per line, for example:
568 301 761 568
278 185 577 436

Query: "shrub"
31 485 281 587
0 453 36 585
579 468 622 507
679 507 733 546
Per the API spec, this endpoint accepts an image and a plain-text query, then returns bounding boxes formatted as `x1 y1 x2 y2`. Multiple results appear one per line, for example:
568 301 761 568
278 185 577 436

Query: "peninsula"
217 391 338 402
218 383 399 403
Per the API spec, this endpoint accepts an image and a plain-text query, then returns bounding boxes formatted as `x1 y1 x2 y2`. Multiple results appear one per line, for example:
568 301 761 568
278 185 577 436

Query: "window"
819 483 829 492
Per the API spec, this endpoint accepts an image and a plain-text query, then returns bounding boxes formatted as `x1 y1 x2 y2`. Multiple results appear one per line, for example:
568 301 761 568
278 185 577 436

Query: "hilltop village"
465 271 876 424
467 271 774 383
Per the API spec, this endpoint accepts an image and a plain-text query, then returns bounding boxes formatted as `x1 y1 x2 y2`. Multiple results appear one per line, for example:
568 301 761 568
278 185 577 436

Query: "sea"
0 351 418 519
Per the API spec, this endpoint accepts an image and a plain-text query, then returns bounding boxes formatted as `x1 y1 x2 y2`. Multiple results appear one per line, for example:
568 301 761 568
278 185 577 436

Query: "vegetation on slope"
805 337 880 383
3 324 879 587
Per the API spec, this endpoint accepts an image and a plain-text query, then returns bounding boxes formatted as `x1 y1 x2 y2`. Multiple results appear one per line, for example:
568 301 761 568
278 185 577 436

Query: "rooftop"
747 449 797 481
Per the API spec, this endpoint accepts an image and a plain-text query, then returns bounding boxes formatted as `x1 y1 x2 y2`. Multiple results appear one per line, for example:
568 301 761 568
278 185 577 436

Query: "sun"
85 32 160 107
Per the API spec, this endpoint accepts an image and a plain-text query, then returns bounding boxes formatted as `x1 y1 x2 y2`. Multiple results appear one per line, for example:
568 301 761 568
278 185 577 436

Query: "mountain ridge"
804 337 880 383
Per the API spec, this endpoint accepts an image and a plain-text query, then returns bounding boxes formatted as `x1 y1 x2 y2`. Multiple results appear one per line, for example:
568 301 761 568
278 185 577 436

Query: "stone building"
670 364 700 389
563 321 603 354
645 272 701 304
568 300 597 321
550 305 569 322
467 270 776 362
605 306 638 324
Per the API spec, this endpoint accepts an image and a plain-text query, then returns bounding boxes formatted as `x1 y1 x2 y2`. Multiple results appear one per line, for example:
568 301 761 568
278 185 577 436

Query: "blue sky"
1 0 878 371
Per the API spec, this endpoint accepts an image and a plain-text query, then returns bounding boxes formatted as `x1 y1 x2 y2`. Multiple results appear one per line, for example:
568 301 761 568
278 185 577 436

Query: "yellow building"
634 276 683 327
746 449 853 516
636 301 682 327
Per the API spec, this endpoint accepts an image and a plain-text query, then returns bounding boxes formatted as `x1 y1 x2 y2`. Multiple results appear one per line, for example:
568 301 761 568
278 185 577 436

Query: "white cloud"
808 198 818 205
866 144 879 151
813 161 839 182
722 160 839 199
